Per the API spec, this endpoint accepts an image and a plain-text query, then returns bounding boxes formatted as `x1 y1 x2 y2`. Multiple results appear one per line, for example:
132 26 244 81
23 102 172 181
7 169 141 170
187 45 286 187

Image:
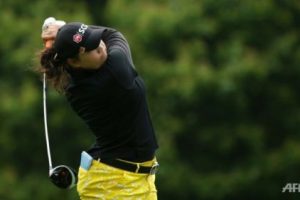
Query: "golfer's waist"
98 157 159 174
89 148 155 163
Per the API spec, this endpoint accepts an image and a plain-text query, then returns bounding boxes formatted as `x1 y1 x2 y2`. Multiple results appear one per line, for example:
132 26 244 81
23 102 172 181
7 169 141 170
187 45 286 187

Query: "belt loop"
135 163 140 173
150 161 159 175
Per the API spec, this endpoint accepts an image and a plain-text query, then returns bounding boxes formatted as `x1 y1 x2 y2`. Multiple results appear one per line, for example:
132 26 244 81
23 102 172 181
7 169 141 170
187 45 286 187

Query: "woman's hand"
41 17 66 49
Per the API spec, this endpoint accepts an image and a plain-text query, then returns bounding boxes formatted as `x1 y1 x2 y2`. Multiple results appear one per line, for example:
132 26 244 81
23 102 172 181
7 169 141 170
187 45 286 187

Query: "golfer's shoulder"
108 48 133 70
109 47 126 58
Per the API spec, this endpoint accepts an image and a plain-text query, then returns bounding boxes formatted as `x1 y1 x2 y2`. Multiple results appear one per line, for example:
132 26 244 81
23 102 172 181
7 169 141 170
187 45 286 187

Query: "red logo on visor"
73 33 82 43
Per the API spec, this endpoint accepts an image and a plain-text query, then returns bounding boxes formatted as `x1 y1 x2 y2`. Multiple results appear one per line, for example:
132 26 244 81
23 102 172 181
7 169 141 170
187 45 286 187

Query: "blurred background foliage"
0 0 300 199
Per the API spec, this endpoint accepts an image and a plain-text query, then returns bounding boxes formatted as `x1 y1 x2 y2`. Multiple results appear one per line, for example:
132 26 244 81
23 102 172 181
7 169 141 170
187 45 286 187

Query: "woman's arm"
89 25 134 64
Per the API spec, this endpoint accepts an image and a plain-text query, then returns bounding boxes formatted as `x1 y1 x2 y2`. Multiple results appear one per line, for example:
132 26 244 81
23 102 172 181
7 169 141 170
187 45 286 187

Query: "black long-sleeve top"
65 26 158 162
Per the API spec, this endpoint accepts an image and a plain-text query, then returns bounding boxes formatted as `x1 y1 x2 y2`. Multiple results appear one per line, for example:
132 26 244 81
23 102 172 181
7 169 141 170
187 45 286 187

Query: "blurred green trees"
1 0 300 199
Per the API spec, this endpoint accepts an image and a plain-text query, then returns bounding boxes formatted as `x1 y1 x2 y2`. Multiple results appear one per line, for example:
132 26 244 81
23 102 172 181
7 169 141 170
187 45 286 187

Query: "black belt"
100 159 159 174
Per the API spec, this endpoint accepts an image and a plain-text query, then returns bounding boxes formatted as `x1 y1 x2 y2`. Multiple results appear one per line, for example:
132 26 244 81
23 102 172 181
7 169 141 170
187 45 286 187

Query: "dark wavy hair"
36 47 72 93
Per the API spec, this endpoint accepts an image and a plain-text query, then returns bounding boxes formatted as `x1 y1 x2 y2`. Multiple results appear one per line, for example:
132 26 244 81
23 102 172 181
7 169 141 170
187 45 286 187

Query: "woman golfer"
38 19 159 199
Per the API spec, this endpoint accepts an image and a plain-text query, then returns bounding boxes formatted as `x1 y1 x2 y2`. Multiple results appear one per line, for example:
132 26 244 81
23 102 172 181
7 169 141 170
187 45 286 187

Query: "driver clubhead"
49 165 77 189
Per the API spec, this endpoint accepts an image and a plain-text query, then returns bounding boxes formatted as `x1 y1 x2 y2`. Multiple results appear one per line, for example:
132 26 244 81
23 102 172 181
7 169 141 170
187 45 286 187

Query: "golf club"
43 73 77 189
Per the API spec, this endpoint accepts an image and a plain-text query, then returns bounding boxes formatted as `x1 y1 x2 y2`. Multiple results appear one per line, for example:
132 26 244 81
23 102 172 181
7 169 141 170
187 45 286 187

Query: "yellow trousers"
77 158 157 200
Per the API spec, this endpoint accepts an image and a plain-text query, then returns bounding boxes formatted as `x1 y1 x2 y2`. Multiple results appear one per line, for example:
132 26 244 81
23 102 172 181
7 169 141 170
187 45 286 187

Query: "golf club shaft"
43 73 53 172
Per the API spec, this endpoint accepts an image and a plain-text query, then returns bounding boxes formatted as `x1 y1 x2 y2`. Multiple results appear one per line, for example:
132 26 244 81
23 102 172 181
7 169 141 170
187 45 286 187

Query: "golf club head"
49 165 77 189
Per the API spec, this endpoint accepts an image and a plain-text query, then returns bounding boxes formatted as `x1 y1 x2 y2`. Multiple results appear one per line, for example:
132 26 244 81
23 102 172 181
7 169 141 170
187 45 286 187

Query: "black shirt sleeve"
89 25 134 64
91 25 137 89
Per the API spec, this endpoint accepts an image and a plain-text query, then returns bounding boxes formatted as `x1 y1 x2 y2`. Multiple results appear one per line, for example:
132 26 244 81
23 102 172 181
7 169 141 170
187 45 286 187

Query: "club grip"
42 17 66 49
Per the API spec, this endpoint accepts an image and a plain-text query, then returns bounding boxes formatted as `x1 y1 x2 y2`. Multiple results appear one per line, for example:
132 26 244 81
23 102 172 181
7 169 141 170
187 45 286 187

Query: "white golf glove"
41 17 66 49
